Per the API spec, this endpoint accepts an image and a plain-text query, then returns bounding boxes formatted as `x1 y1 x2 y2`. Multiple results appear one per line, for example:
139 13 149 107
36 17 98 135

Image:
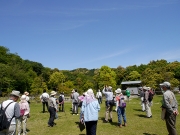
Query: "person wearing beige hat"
0 90 21 135
24 92 30 104
17 95 30 135
48 91 58 127
115 88 127 128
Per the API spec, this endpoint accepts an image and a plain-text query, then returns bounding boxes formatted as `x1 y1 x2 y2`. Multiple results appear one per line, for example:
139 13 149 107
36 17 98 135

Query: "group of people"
0 91 30 135
101 86 127 128
139 86 154 118
0 81 179 135
39 90 65 127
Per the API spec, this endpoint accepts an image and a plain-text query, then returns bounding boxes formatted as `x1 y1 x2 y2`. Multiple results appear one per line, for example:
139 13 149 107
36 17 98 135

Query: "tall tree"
98 66 116 89
48 71 65 91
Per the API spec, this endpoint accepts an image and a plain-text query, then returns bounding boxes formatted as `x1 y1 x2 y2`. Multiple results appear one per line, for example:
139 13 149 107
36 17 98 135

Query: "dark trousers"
48 106 56 126
85 121 97 135
165 113 177 135
59 103 64 112
98 97 102 104
42 102 48 113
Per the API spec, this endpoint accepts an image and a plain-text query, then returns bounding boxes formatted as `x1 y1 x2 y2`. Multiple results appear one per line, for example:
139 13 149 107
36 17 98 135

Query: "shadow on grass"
143 133 157 135
135 114 147 118
133 109 143 112
79 134 86 135
40 111 49 113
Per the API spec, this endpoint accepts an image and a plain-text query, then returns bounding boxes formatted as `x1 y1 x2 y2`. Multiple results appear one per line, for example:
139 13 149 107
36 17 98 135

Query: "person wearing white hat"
48 91 57 127
24 91 30 104
0 90 21 135
80 88 100 135
115 88 127 128
143 86 152 118
17 95 30 135
160 81 178 135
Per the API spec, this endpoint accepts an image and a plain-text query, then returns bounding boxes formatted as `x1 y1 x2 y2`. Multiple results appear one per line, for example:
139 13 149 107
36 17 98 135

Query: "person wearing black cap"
160 81 178 135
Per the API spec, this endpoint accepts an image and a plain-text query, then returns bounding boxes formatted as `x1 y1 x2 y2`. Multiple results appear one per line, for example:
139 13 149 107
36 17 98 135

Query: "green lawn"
2 95 180 135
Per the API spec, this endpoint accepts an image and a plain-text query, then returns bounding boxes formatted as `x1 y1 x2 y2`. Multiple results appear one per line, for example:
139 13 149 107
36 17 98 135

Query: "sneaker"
119 124 122 128
73 114 75 115
76 114 79 115
124 123 127 127
109 119 112 123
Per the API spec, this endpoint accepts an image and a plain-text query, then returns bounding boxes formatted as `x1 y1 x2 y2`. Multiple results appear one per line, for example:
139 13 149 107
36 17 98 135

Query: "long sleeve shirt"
144 91 149 103
81 100 100 122
162 90 178 114
96 92 102 98
102 88 113 101
49 97 57 111
40 92 49 102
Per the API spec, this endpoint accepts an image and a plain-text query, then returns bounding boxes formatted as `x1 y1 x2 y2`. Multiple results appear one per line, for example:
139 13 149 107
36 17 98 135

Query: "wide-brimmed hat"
24 91 29 96
115 88 122 94
160 82 171 87
143 86 148 91
21 95 27 100
87 89 94 95
10 90 20 97
147 87 151 91
50 91 57 96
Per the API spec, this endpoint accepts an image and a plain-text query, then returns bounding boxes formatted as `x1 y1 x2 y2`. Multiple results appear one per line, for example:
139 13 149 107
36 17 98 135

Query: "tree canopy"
0 46 179 96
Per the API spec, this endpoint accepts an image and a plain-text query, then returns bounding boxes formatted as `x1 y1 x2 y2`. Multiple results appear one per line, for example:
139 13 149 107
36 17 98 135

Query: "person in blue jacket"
80 89 100 135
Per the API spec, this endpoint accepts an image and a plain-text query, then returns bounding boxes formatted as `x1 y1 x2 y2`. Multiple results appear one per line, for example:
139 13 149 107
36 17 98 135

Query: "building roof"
121 81 142 85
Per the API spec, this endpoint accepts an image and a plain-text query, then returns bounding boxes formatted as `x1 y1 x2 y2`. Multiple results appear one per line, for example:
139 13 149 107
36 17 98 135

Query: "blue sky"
0 0 180 70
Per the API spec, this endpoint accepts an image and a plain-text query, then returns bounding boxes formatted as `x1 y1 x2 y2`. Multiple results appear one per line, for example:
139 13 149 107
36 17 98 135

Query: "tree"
98 66 116 89
127 71 141 81
30 77 48 95
48 71 65 91
114 66 126 86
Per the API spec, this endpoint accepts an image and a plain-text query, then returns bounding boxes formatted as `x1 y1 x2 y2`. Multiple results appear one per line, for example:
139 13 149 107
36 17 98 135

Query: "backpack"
119 95 126 108
20 109 25 116
148 92 154 102
42 96 48 102
0 102 14 131
59 95 63 103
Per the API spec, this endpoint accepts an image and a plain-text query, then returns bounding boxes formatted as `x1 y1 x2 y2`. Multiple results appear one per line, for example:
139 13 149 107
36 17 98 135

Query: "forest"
0 46 180 96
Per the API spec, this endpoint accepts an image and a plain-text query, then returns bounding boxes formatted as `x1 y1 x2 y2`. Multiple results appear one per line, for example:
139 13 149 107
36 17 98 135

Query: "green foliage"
49 71 65 91
30 77 48 95
0 45 180 95
127 71 141 81
98 66 116 89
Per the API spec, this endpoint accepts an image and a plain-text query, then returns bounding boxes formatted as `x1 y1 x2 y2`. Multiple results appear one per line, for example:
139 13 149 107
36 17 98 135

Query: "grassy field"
1 95 180 135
